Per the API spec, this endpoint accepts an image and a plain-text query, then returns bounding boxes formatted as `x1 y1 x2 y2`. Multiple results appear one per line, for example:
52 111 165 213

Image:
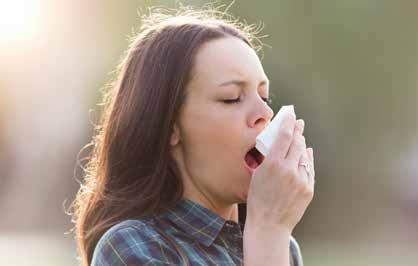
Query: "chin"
235 186 250 203
228 168 251 203
236 197 247 205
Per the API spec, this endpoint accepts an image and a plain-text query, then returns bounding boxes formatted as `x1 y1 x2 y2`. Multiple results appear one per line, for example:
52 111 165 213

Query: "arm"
243 220 291 266
244 115 314 266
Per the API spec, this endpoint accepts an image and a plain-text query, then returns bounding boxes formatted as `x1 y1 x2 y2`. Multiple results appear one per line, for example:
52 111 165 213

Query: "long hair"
69 6 263 265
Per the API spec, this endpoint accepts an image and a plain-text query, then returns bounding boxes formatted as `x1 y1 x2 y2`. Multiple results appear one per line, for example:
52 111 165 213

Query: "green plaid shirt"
91 198 303 265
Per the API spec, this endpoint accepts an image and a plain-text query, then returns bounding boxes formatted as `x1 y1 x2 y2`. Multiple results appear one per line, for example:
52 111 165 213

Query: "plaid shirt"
91 198 303 265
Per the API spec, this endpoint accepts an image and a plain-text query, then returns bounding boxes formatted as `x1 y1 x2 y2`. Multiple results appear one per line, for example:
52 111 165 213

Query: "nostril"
254 119 269 135
255 117 264 126
248 108 271 130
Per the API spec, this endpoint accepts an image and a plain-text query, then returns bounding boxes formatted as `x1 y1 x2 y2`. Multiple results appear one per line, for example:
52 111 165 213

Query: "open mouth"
244 146 265 170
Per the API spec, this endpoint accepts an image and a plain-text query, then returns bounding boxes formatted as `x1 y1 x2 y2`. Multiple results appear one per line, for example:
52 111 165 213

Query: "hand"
245 112 315 232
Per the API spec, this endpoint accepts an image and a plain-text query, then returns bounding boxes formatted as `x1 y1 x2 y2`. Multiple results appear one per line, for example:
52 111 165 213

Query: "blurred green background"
0 0 417 265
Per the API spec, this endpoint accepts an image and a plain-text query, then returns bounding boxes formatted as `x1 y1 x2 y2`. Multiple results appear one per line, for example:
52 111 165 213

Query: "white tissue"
255 105 295 156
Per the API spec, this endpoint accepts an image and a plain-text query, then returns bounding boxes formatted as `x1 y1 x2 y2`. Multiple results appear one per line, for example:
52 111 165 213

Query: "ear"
170 123 181 146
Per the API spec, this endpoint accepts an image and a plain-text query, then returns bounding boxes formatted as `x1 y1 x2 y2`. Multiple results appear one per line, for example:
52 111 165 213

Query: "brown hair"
69 6 263 265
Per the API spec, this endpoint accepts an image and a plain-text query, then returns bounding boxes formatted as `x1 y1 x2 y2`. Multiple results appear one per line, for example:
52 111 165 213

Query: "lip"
246 143 256 154
244 162 255 175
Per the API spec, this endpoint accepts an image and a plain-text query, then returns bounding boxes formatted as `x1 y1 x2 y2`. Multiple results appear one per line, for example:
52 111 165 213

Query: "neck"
183 192 239 222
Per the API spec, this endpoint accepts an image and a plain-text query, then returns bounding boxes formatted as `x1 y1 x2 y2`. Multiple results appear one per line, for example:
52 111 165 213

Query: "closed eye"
222 98 241 104
222 97 271 104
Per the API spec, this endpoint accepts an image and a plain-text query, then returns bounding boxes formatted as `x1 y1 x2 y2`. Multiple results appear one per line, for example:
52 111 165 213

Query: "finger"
306 147 315 173
285 119 304 158
267 109 297 160
306 147 315 187
297 119 305 136
298 150 310 181
286 127 307 167
307 147 314 163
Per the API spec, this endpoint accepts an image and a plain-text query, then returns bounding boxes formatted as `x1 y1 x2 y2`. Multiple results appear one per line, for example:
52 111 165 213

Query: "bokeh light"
0 0 42 44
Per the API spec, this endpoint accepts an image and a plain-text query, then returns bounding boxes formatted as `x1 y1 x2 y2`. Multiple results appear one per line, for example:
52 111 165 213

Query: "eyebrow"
218 78 269 88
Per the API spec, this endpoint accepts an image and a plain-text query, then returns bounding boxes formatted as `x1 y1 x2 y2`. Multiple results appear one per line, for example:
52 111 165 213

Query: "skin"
169 36 314 227
169 36 273 221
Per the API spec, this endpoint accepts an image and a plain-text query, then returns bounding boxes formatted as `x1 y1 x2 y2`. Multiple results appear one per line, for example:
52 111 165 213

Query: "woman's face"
170 36 274 210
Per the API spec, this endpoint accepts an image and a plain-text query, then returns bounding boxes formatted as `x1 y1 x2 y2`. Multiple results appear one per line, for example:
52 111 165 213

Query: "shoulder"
91 219 181 266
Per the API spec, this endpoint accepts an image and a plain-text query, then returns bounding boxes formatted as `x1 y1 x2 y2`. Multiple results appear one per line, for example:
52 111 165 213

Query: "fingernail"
296 119 304 132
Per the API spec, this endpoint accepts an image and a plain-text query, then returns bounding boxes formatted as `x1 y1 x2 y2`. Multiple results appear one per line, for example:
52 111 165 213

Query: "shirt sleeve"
91 222 182 266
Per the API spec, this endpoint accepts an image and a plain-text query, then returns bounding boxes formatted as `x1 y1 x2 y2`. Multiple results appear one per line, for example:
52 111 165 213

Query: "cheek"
187 109 240 148
181 106 243 166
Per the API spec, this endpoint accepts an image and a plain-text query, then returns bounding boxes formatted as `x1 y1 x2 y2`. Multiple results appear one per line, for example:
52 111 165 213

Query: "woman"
71 7 315 266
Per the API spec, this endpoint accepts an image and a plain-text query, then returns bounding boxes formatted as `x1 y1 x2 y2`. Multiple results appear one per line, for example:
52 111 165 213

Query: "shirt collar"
159 198 231 247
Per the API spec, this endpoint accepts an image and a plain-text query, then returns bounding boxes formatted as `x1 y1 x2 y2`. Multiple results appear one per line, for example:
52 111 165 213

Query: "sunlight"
0 0 42 44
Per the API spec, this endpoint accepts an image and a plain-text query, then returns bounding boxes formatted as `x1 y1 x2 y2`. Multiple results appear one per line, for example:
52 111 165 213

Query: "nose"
247 96 274 134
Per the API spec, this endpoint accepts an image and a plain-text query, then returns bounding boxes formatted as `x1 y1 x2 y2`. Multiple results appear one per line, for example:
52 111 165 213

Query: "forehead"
188 37 267 90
